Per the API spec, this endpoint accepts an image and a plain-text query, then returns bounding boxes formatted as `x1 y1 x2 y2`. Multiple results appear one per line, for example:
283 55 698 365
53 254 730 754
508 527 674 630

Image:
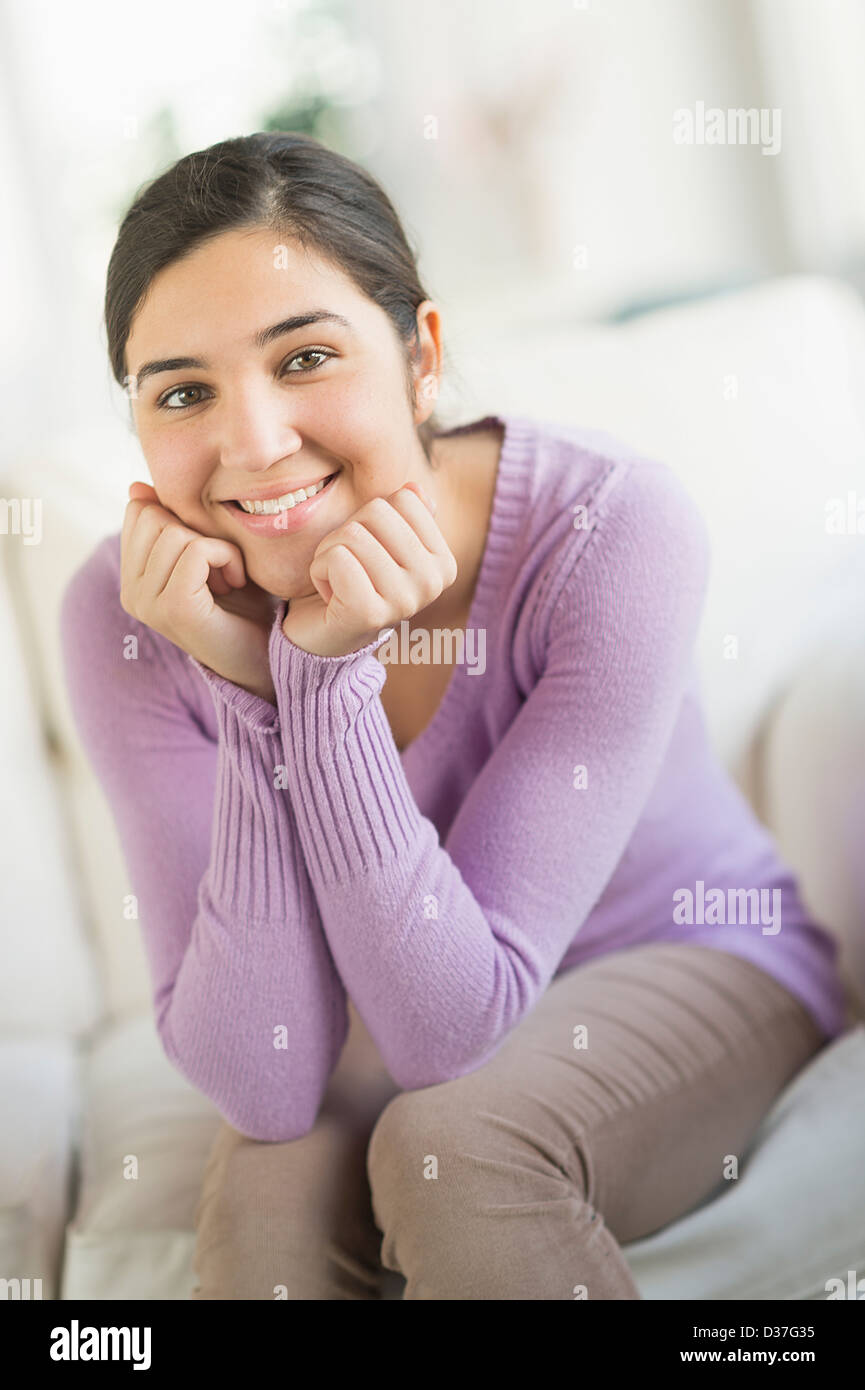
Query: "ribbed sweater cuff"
269 613 423 885
187 654 302 923
187 655 280 732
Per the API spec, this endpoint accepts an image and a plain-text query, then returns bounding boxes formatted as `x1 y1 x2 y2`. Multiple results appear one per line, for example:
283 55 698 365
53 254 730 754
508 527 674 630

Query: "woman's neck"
416 422 503 632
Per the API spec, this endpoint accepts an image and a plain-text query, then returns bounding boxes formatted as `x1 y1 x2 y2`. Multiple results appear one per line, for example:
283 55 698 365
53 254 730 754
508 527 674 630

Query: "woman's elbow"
156 1018 322 1143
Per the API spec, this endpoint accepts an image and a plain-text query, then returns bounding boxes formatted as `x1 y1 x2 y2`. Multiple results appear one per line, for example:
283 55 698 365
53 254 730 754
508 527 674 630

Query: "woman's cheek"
158 491 194 523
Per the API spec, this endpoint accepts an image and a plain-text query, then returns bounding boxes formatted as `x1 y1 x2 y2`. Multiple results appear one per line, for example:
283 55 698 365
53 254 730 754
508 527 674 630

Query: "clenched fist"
281 481 457 658
120 482 279 703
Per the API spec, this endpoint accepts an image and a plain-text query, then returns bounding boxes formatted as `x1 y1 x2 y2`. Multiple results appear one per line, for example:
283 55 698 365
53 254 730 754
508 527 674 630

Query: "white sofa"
2 273 865 1301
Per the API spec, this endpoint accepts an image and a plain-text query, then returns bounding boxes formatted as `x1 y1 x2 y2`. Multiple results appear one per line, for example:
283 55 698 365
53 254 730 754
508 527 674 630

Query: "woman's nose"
216 384 303 473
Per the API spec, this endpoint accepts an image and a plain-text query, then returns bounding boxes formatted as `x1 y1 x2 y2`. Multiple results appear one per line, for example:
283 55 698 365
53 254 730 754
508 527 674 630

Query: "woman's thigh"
191 999 402 1300
365 943 827 1300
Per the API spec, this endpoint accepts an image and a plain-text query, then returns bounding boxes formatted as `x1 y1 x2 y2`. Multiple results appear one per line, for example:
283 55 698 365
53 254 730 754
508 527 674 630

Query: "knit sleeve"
266 457 710 1090
59 538 351 1141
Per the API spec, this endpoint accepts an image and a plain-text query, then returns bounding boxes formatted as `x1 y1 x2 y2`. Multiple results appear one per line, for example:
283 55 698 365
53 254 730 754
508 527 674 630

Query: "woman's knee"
367 1072 583 1232
365 1079 620 1299
366 1084 481 1286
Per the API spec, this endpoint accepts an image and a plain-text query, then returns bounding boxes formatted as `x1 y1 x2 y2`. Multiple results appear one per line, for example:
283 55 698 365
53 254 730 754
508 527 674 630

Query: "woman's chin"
248 570 315 604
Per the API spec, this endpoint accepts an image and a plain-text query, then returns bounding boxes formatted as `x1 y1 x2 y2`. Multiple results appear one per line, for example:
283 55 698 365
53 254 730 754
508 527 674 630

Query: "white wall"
361 0 791 316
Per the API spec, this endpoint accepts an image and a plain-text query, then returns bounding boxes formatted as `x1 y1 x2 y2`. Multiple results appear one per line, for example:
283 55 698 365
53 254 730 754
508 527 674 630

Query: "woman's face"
124 225 440 600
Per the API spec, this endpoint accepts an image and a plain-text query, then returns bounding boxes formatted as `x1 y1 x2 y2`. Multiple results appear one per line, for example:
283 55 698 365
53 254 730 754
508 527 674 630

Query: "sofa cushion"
61 1012 223 1300
0 1039 78 1301
0 550 101 1034
2 441 152 1022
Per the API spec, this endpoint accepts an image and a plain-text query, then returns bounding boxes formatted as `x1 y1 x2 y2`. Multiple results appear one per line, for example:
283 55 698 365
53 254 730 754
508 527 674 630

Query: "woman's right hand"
120 482 277 704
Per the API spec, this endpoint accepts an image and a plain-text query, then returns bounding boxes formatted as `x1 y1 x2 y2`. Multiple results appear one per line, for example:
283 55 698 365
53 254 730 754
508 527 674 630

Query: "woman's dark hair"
104 131 447 465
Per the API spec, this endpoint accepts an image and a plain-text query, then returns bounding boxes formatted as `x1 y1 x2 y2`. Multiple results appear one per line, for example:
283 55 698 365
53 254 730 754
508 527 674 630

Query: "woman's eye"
155 349 331 410
283 349 330 373
158 385 206 410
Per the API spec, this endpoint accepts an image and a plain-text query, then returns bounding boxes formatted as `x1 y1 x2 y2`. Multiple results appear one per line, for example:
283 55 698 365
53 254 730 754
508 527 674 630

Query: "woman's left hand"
282 481 457 658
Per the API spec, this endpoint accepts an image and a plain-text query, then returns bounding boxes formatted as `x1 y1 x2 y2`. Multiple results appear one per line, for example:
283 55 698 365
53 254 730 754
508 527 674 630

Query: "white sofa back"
444 273 865 773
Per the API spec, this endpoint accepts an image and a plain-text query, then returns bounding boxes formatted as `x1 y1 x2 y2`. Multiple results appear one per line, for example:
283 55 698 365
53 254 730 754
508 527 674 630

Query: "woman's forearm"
155 671 350 1141
60 542 350 1145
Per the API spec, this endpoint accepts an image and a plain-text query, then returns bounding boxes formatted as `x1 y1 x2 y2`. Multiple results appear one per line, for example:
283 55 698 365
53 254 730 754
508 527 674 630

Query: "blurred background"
4 0 865 1304
3 0 865 467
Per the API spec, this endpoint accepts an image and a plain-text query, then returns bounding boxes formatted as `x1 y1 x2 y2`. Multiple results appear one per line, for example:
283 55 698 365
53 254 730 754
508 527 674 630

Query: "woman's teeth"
237 475 332 514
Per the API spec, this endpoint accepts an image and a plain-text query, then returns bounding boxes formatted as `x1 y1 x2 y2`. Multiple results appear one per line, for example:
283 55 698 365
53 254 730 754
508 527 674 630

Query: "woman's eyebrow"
130 311 355 391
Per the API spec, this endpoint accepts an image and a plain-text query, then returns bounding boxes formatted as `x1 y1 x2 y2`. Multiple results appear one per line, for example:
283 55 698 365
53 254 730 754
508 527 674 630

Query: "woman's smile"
218 468 341 536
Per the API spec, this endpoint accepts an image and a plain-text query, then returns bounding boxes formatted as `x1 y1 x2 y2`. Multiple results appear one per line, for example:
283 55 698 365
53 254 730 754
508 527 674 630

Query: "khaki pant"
190 943 826 1300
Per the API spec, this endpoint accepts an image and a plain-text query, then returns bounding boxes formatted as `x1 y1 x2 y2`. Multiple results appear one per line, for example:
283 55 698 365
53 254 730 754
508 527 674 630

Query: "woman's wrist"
188 641 277 707
232 674 277 706
280 608 381 659
194 617 278 703
210 659 277 705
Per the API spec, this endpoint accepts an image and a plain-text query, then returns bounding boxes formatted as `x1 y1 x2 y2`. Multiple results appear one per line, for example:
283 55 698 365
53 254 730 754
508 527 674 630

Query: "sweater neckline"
399 411 538 761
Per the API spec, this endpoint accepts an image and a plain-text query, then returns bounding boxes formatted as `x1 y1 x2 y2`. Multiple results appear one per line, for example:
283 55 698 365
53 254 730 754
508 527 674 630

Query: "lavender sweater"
60 413 847 1141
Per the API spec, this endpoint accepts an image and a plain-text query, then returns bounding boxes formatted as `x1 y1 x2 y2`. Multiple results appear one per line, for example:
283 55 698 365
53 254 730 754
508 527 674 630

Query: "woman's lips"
221 471 339 535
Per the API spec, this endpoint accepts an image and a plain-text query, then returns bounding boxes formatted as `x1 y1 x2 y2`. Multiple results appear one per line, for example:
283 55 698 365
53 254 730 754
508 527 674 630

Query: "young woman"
61 131 848 1301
